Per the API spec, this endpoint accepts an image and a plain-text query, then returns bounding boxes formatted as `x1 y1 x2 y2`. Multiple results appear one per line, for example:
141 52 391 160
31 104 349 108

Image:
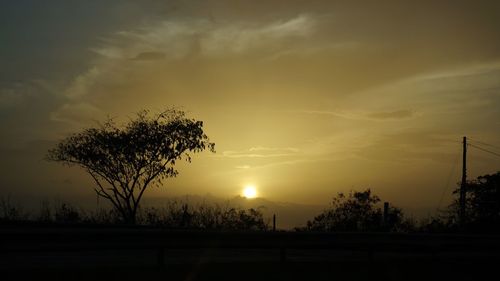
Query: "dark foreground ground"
2 226 500 281
4 261 500 281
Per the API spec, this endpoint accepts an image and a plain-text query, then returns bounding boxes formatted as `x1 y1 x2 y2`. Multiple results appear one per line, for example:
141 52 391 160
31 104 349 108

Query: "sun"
242 185 257 199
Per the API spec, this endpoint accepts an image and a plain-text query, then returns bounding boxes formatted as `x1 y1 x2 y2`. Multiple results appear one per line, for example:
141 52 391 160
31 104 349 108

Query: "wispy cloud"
223 146 300 158
352 131 464 164
131 51 166 61
297 109 415 121
226 158 336 175
49 102 103 125
49 14 325 124
366 110 414 120
249 146 300 153
91 14 319 61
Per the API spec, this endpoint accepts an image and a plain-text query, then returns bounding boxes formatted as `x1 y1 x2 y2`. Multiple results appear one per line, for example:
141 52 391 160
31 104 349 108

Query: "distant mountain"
143 194 326 230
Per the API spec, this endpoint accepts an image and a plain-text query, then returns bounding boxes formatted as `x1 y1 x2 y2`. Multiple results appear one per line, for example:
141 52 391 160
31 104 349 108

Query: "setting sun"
242 185 257 199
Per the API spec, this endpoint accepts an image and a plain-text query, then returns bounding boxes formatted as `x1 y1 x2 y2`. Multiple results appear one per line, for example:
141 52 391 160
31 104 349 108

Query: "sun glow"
242 185 257 199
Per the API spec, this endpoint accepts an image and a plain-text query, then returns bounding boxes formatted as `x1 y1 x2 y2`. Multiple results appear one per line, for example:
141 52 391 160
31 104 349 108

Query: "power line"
468 138 500 150
468 143 500 158
436 147 461 211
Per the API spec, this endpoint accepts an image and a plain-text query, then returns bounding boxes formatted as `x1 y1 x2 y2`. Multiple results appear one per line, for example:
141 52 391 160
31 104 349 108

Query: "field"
2 226 500 280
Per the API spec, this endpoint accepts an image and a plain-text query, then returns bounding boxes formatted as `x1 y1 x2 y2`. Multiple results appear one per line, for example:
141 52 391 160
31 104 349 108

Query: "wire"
436 148 461 211
434 137 498 212
468 138 500 150
468 143 500 158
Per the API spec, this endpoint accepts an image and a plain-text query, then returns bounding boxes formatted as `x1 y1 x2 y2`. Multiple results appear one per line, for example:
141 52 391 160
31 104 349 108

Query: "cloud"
223 146 300 158
348 62 500 120
63 67 102 99
249 146 300 153
366 110 414 120
297 109 415 121
226 158 336 174
48 13 326 124
201 13 317 56
353 131 464 164
50 102 103 124
1 0 500 212
0 87 24 108
0 79 54 109
132 51 166 61
91 14 320 60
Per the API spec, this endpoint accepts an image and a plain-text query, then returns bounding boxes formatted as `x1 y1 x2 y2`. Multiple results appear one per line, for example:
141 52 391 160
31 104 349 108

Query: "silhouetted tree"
47 109 215 224
451 171 500 232
306 189 404 232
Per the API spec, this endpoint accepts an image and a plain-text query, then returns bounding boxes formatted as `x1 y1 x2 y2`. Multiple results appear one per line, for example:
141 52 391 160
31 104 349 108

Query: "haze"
1 0 499 218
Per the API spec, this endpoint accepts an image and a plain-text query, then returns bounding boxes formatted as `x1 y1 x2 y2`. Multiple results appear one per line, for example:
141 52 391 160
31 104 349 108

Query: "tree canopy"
306 189 404 232
47 109 215 223
451 171 500 232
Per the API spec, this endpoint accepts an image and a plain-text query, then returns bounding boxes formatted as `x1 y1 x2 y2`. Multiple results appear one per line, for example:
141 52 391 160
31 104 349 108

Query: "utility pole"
459 136 467 226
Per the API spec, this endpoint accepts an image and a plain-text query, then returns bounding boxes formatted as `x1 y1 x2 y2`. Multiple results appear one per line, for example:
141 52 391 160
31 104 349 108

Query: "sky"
1 0 499 217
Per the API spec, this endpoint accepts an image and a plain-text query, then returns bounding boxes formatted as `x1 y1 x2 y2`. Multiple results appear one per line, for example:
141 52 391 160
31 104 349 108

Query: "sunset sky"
1 1 499 216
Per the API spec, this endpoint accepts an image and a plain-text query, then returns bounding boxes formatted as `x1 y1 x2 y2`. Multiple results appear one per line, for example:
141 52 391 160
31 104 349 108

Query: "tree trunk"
121 209 137 225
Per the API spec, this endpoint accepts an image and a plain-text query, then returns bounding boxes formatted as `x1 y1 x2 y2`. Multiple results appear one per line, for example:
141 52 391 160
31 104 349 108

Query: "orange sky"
1 1 499 216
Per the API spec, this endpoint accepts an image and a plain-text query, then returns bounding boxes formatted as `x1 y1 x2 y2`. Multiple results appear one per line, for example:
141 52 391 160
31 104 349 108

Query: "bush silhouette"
0 198 268 231
305 189 404 232
448 171 500 232
140 201 268 231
